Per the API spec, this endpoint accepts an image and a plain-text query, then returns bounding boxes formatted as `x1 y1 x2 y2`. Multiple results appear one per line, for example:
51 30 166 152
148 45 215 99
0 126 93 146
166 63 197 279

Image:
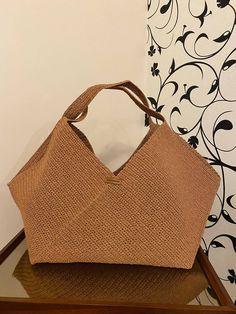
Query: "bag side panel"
8 118 111 263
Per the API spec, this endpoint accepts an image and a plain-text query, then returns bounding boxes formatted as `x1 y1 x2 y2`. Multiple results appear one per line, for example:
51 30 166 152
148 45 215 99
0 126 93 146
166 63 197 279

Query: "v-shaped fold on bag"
8 80 220 269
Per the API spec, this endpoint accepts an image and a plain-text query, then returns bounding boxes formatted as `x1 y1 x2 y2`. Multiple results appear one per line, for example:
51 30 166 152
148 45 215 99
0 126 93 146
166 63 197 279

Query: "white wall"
0 0 146 249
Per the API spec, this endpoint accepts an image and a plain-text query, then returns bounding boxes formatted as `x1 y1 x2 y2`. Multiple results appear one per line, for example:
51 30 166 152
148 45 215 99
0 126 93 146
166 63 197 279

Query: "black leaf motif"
228 276 235 283
222 209 236 224
211 235 236 252
171 106 181 115
147 97 158 109
214 119 233 135
157 105 165 112
196 32 209 42
217 0 230 8
188 136 199 149
222 59 236 71
167 81 179 96
180 85 198 102
160 0 172 14
151 63 160 76
214 30 231 43
229 269 235 276
169 59 175 74
226 195 236 209
210 240 225 248
208 79 219 94
148 45 156 57
175 31 194 44
227 269 236 284
177 127 188 134
208 214 218 222
229 277 235 283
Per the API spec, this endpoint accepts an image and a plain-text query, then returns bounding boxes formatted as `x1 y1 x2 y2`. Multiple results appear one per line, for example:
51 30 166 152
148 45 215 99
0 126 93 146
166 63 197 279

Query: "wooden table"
0 230 235 313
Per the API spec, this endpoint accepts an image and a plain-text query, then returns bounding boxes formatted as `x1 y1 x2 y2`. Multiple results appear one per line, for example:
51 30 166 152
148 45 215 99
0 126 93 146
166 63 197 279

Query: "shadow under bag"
8 80 220 268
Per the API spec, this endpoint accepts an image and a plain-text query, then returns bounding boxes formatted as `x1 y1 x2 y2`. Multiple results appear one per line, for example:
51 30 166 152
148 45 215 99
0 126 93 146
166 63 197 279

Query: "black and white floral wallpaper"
146 0 236 301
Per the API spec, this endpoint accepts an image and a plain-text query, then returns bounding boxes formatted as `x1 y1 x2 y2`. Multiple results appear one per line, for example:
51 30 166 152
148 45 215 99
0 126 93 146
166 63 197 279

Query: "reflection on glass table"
0 239 219 306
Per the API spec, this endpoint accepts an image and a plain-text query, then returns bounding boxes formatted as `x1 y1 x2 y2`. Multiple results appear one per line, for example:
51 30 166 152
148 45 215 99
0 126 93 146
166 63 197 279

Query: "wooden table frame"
0 229 235 314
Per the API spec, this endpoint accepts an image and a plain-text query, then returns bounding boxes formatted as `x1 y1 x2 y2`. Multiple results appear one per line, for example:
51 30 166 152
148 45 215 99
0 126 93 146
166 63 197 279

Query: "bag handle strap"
63 80 165 126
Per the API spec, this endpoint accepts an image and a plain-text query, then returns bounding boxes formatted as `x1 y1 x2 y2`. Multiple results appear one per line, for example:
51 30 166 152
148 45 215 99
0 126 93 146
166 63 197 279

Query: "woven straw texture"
8 80 220 268
13 250 208 304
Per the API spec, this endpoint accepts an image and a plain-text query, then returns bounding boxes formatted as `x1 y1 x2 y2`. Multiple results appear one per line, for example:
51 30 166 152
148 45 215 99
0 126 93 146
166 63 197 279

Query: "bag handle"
63 80 165 126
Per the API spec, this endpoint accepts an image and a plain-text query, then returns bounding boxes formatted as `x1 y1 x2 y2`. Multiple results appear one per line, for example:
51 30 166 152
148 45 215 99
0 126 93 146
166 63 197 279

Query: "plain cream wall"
0 0 147 249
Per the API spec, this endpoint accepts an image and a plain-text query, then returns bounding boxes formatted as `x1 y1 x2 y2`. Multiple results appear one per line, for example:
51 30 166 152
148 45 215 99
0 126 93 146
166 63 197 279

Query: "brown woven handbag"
8 80 220 268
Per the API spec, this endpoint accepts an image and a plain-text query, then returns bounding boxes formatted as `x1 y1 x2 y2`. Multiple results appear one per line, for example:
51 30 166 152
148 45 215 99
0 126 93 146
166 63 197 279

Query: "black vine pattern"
147 0 236 302
228 269 236 284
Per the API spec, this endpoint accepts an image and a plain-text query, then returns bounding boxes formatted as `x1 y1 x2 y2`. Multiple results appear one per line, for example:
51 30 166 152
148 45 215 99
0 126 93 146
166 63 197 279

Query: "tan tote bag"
8 80 220 268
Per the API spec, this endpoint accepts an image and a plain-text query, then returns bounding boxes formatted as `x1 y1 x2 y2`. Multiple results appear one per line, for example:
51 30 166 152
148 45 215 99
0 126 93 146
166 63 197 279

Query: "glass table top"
0 239 219 306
